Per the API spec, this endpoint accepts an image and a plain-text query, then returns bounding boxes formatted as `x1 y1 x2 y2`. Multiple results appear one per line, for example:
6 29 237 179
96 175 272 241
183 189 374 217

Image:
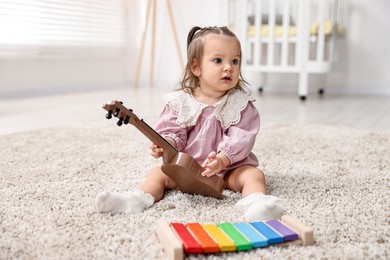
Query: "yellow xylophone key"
202 224 236 252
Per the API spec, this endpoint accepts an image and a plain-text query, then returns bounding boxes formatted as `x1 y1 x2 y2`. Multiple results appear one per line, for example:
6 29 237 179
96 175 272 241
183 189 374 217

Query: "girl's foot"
96 189 154 213
236 192 284 221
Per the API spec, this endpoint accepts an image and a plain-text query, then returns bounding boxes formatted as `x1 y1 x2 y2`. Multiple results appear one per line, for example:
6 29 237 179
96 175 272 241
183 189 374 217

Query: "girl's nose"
224 63 232 72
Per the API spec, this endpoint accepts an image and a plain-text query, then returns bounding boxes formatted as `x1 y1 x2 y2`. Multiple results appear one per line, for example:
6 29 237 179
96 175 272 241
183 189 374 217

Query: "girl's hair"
178 26 249 94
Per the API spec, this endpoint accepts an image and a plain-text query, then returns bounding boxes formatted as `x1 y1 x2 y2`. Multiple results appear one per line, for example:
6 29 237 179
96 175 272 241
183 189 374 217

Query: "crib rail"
228 0 347 98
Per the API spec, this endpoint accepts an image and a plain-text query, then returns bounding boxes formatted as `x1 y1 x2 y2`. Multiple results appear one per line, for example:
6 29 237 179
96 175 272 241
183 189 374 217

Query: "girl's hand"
149 143 164 158
149 137 176 159
201 151 230 177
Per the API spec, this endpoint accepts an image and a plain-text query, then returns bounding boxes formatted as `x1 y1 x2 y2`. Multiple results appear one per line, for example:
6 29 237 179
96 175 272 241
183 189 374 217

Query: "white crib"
228 0 347 100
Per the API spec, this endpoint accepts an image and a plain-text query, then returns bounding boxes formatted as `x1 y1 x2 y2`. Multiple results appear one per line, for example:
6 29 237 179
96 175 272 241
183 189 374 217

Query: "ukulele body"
161 152 225 199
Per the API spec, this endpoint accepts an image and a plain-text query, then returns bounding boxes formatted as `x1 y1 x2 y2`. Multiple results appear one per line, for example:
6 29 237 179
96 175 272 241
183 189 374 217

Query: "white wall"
0 0 227 97
0 0 141 97
327 0 390 94
0 58 128 96
133 0 228 89
1 0 389 97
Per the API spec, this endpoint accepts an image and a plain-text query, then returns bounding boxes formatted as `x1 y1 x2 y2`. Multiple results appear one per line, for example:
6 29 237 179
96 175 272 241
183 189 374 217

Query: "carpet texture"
1 123 389 259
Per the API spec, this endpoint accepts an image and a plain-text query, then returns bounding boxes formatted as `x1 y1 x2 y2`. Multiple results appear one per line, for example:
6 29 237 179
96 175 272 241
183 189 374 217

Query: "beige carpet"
1 122 389 259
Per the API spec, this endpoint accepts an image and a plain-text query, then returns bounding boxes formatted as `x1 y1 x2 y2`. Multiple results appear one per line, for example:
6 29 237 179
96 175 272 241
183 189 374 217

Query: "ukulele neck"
133 118 178 163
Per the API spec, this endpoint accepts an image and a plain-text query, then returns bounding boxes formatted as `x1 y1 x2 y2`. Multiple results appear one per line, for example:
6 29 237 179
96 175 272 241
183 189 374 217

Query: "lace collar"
164 88 255 129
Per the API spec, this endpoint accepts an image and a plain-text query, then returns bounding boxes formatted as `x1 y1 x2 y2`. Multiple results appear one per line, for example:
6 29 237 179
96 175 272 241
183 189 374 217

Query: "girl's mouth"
222 76 232 81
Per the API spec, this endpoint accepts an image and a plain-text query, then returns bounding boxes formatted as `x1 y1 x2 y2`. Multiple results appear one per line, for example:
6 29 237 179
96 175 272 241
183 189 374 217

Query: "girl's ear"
190 59 201 76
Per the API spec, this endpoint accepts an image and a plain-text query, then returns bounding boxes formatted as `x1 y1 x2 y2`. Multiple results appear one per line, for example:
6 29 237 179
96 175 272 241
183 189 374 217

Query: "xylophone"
157 215 314 260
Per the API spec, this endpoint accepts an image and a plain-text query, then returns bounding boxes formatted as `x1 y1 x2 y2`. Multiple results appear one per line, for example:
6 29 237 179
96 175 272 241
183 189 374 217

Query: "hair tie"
186 26 202 49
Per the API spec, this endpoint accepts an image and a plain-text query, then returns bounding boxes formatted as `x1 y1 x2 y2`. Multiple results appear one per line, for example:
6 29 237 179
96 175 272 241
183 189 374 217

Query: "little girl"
96 26 284 221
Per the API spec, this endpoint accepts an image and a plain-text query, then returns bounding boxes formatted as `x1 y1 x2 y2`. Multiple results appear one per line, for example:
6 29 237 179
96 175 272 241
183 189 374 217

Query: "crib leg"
258 73 266 94
298 72 308 101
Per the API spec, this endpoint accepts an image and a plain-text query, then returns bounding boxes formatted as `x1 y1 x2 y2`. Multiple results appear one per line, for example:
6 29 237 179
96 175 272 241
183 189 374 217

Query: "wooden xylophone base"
156 215 315 260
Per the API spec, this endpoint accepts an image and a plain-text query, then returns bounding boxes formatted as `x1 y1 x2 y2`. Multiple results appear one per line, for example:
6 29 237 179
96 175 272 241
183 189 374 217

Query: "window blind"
0 0 127 58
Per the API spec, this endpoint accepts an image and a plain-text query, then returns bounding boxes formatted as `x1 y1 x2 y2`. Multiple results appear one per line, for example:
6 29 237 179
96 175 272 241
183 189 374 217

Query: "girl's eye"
213 58 222 64
232 59 239 65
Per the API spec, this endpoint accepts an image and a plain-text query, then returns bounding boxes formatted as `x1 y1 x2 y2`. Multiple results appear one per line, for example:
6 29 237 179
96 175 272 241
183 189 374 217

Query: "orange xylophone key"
186 223 220 253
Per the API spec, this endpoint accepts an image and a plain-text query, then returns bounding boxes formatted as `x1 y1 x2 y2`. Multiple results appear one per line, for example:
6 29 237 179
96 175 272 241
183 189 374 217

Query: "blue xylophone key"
266 219 299 241
250 222 284 245
234 223 268 248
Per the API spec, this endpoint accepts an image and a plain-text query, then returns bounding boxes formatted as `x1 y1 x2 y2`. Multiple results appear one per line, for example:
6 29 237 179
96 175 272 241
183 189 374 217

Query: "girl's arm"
217 102 260 165
154 105 188 151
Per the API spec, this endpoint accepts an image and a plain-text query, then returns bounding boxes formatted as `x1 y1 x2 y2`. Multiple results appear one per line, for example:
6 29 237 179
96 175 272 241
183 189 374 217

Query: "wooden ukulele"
103 100 226 199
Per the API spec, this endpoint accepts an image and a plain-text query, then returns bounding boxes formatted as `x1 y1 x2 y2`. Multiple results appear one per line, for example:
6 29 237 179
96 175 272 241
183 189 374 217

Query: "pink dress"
155 88 260 178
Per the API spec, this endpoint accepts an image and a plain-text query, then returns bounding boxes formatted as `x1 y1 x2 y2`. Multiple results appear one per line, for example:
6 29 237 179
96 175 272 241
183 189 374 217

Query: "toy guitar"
102 100 226 199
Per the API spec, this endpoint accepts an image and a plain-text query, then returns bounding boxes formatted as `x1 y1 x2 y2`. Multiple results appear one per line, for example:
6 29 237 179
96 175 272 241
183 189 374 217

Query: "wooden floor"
1 87 390 136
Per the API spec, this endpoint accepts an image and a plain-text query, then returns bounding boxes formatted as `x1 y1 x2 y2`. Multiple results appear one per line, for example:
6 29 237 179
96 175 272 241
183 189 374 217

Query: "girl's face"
191 34 241 98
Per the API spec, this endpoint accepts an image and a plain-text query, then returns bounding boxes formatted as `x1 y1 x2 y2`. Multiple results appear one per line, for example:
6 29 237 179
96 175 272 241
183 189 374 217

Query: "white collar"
164 88 255 129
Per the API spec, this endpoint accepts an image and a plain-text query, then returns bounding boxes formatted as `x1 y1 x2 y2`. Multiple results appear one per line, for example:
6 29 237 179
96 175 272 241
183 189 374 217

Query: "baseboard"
254 85 390 96
0 81 131 100
324 86 390 96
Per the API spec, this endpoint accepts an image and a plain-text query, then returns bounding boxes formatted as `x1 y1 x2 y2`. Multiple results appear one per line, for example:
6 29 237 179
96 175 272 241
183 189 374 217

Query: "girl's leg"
138 166 178 201
96 166 177 213
225 165 284 221
225 165 267 196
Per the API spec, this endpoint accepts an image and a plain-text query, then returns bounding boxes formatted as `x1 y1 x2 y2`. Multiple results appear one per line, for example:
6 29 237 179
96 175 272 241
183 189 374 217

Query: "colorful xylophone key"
186 223 220 253
218 222 252 251
233 222 268 248
156 215 315 260
170 223 203 253
202 224 236 252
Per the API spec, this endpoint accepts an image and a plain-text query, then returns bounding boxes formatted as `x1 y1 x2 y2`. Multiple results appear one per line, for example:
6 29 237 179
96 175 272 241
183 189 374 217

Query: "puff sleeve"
217 102 260 165
154 105 188 151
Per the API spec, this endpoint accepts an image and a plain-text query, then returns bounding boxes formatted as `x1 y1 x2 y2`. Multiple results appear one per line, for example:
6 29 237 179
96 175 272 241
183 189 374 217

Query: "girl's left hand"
201 151 230 177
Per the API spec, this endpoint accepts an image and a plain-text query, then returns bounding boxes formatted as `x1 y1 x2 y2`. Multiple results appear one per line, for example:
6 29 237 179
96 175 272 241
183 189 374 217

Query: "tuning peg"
105 110 112 119
124 116 130 125
117 118 123 126
113 108 120 117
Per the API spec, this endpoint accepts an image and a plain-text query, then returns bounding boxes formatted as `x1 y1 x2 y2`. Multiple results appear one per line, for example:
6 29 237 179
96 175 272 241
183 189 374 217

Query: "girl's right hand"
149 137 176 159
149 143 164 158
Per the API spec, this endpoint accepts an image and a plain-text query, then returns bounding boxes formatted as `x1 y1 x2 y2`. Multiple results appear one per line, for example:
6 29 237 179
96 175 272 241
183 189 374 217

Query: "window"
0 0 127 58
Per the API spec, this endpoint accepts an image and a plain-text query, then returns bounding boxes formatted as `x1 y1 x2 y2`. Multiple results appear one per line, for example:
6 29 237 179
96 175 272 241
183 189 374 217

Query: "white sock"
95 189 154 213
236 192 284 221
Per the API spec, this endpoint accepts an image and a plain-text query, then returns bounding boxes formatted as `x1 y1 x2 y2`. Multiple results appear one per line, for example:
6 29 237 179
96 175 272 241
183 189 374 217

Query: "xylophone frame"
156 215 315 260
